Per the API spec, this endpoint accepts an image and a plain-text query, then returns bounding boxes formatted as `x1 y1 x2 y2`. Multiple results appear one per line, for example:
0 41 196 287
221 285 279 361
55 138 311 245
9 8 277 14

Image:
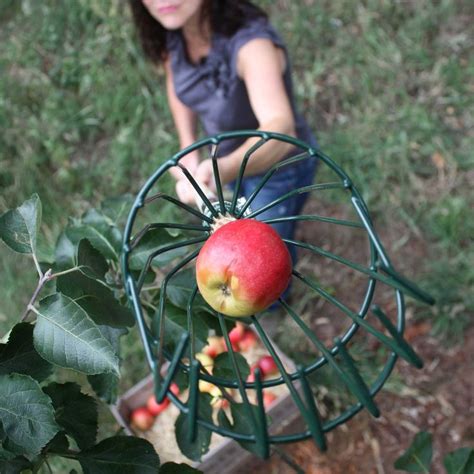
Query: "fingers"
195 160 216 192
175 180 197 204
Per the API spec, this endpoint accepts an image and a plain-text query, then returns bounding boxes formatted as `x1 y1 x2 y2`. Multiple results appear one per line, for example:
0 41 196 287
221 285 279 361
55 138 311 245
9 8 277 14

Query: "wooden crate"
111 333 305 473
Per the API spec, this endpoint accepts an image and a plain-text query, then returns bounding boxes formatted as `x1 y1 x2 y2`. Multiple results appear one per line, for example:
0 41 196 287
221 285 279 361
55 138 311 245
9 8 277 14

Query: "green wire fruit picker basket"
121 130 434 458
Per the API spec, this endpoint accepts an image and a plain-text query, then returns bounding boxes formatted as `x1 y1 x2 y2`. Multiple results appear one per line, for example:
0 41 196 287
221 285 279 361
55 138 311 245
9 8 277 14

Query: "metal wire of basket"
121 130 434 458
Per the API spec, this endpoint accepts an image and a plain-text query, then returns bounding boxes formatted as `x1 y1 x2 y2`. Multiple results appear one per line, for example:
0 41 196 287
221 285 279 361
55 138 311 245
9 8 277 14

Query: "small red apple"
196 219 292 317
229 324 245 345
257 355 278 376
263 391 277 408
169 382 180 397
130 407 155 430
203 336 225 358
146 395 170 416
246 363 259 383
238 329 258 352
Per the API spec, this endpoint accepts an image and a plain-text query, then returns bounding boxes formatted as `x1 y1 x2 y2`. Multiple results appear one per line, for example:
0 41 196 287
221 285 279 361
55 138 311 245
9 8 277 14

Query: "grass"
1 0 473 452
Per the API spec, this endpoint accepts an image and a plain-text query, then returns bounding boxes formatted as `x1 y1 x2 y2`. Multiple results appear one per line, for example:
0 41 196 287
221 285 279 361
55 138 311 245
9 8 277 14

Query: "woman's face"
141 0 205 30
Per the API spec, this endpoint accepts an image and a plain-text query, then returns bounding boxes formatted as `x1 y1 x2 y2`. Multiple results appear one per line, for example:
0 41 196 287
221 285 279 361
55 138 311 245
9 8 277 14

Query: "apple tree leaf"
0 322 52 382
56 270 134 327
100 194 134 226
0 194 41 254
394 431 433 472
444 447 474 474
46 432 70 453
77 239 109 280
54 232 77 270
67 209 122 261
152 304 207 354
43 382 98 450
218 402 265 457
128 228 188 271
87 325 127 404
159 462 203 473
213 352 250 381
77 436 160 474
165 269 211 312
0 373 59 456
34 293 120 375
0 456 32 474
175 393 213 462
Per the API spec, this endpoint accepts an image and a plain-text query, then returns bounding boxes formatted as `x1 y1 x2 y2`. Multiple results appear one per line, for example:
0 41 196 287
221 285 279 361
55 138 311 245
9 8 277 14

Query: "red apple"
130 407 155 430
263 391 277 408
257 355 278 376
169 382 180 397
246 363 259 383
203 336 225 358
239 329 258 352
196 219 292 317
146 395 170 416
229 324 245 345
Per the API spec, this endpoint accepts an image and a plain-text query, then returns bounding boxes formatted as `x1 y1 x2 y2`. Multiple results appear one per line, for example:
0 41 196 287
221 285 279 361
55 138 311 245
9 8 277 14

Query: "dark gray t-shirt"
167 15 316 156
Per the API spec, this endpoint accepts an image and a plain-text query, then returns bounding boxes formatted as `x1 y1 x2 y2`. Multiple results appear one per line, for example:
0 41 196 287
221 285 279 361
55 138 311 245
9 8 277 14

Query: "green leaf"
153 304 207 354
87 372 119 405
67 209 122 261
34 293 120 375
160 462 203 473
128 228 188 271
46 432 70 453
43 382 98 450
0 323 52 382
78 239 109 280
0 456 32 474
213 352 250 381
394 431 433 472
218 403 265 457
165 269 214 315
0 194 41 254
175 394 213 461
54 232 77 270
0 445 15 461
101 194 134 226
78 436 160 474
0 373 59 457
56 271 134 327
87 325 126 404
444 447 474 474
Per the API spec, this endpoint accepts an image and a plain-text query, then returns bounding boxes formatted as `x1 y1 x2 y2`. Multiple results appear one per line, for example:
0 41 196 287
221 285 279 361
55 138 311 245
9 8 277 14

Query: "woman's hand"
195 157 235 192
169 150 200 181
175 179 198 204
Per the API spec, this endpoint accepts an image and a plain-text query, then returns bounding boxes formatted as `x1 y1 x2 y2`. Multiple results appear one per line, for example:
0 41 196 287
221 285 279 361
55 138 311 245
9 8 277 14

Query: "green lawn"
1 0 472 409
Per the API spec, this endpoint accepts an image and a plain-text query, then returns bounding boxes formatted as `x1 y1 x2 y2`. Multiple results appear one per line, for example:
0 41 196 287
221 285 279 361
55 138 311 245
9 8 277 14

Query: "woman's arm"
196 38 296 190
164 59 200 180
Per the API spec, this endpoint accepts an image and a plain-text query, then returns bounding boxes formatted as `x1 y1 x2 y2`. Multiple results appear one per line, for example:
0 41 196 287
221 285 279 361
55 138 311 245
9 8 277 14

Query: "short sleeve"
227 17 287 77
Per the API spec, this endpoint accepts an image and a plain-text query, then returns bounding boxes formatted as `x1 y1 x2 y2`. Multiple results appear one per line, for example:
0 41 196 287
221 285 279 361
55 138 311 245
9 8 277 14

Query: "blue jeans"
237 156 317 265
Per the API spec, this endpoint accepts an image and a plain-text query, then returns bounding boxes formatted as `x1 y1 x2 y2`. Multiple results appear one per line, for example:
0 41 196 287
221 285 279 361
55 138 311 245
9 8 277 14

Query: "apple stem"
210 213 236 233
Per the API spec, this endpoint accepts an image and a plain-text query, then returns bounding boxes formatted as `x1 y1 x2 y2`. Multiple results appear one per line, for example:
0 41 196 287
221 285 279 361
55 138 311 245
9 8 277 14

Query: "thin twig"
20 266 82 322
20 269 52 322
32 252 43 278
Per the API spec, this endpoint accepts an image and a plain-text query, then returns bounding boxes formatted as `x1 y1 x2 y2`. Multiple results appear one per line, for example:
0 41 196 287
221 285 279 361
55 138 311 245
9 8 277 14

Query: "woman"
129 0 317 263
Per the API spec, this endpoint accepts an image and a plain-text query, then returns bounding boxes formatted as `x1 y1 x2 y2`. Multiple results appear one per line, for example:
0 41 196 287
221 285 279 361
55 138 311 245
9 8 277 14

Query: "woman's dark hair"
129 0 267 64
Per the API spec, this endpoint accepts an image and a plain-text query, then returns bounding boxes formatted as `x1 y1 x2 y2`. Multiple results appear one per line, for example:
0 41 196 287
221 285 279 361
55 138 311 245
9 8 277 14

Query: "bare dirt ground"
250 199 474 473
